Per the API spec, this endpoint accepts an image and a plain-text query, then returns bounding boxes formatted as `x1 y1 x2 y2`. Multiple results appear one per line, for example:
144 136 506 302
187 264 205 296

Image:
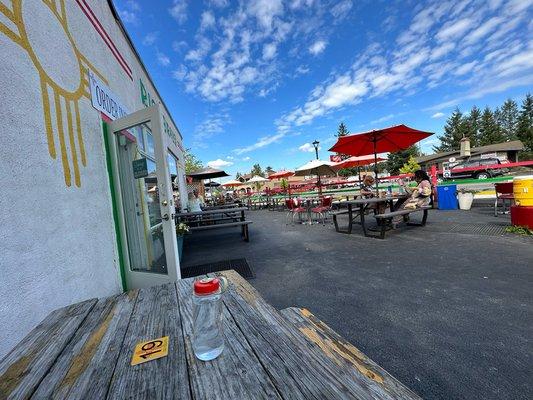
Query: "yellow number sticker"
131 336 169 366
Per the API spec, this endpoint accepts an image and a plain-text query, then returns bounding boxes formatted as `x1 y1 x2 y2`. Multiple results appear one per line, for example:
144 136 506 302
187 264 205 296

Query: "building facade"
0 0 187 357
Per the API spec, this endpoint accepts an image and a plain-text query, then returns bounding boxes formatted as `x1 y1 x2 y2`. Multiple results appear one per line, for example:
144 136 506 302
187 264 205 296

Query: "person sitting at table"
187 189 205 212
398 170 432 210
360 175 375 199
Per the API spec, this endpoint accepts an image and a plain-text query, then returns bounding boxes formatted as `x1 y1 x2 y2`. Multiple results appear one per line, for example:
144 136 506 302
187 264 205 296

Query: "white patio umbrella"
247 175 269 192
247 175 269 183
294 160 336 195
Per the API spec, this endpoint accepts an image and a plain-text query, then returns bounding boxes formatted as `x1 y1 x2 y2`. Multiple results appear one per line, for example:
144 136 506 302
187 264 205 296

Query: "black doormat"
181 258 255 279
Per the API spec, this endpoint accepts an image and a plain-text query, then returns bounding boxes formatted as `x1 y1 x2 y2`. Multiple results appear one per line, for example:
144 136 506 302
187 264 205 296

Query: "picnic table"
175 207 251 241
332 195 410 236
0 270 420 399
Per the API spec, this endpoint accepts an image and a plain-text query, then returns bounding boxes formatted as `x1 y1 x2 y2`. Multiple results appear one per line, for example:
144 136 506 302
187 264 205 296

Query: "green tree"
280 178 289 191
235 172 242 180
433 108 468 152
498 99 519 141
464 106 482 146
478 107 504 146
336 122 349 137
184 148 203 174
251 163 264 177
517 93 533 153
399 156 421 174
265 166 274 175
387 145 420 175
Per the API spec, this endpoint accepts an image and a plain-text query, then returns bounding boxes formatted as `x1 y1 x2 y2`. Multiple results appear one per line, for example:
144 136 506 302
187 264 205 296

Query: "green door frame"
102 120 128 291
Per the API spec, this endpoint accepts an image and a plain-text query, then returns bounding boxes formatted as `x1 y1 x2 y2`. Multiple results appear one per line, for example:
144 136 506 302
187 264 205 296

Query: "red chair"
312 196 333 225
285 198 307 225
494 182 514 216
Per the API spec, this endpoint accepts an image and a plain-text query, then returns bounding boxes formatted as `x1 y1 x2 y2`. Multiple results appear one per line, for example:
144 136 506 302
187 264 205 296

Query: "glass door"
109 105 181 289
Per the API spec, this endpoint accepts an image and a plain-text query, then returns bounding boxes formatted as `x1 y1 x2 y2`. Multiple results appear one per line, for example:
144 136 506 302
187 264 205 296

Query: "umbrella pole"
357 166 361 182
373 137 379 195
318 175 322 196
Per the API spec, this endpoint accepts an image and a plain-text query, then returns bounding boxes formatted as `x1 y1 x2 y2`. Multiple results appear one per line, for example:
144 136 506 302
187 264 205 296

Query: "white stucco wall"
0 0 185 358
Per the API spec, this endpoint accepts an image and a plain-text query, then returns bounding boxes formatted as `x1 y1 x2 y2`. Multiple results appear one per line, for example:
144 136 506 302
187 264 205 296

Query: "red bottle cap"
193 278 221 296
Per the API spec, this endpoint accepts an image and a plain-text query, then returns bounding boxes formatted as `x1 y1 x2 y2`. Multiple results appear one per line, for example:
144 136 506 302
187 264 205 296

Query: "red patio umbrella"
268 170 295 180
329 124 433 192
332 155 386 182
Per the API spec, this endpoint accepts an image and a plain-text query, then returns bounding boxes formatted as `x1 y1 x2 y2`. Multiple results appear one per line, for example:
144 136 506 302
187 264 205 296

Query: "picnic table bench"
0 270 421 399
373 206 431 239
175 207 251 241
332 195 427 237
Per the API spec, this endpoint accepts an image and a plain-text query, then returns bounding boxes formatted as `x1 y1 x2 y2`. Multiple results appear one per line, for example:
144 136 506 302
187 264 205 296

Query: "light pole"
312 140 320 160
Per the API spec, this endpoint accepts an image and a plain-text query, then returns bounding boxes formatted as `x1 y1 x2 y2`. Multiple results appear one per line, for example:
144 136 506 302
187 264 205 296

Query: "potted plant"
175 222 190 261
457 188 477 210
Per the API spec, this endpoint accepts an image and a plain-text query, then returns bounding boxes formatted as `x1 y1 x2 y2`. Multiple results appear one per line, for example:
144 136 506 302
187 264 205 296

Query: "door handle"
162 213 170 221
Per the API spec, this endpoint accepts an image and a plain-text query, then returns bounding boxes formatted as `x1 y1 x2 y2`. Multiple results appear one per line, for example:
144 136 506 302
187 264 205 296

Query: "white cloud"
431 112 445 118
295 65 310 75
234 133 285 154
370 114 394 124
207 159 233 168
226 156 234 160
330 0 352 19
118 0 140 24
242 156 251 161
172 65 187 81
298 143 319 152
248 0 283 30
309 40 327 55
200 11 216 30
185 37 211 62
157 52 170 66
454 60 477 76
194 113 230 143
209 0 228 7
436 17 474 42
262 43 277 60
142 32 158 46
172 40 188 52
169 0 187 24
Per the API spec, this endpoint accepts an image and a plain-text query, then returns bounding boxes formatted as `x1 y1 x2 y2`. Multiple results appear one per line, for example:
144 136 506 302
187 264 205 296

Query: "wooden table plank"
31 291 138 399
281 307 421 400
176 278 282 400
105 284 190 400
0 299 97 400
214 270 402 399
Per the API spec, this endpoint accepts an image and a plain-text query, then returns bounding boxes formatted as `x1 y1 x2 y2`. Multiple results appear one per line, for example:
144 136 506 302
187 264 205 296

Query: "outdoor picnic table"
175 207 247 224
332 194 409 235
0 270 420 399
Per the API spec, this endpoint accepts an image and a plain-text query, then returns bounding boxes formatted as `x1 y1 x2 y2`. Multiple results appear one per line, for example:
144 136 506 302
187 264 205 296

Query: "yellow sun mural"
0 0 108 187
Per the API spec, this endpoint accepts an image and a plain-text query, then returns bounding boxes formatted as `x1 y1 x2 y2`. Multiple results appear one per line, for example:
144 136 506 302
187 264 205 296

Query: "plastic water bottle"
192 277 225 361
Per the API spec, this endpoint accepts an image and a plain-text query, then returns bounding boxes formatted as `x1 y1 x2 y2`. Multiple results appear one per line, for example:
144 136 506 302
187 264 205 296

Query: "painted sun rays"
0 0 108 187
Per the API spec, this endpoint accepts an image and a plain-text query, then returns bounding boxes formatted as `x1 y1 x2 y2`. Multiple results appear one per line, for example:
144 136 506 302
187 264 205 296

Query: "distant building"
416 140 524 170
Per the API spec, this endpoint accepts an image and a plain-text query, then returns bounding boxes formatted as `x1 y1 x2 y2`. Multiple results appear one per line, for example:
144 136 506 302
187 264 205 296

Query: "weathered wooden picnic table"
332 195 410 235
175 207 251 241
0 270 420 399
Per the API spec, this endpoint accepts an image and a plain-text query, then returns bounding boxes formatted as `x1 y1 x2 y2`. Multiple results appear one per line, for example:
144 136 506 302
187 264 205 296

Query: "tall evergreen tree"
336 122 349 137
498 99 519 141
387 145 420 175
433 108 467 152
250 163 264 177
465 106 482 146
517 93 533 152
478 107 504 146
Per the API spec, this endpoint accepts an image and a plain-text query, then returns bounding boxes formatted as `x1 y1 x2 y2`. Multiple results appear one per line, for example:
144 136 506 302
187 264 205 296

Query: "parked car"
446 158 508 180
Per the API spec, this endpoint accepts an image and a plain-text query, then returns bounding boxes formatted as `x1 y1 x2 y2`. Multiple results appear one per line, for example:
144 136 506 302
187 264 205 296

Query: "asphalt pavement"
182 204 533 400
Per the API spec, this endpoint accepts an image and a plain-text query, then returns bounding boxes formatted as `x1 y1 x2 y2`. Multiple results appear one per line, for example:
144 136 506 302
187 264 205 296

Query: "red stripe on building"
75 0 133 80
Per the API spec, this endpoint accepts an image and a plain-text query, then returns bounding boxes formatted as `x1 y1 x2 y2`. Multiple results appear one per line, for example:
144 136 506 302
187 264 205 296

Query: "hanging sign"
132 158 148 179
89 70 130 121
131 336 169 366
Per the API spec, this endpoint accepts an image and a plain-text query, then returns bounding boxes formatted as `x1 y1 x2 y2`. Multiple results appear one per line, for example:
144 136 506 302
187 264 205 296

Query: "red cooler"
510 206 533 229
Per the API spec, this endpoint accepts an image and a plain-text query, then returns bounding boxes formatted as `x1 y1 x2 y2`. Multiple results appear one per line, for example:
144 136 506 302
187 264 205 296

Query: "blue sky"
115 0 533 178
